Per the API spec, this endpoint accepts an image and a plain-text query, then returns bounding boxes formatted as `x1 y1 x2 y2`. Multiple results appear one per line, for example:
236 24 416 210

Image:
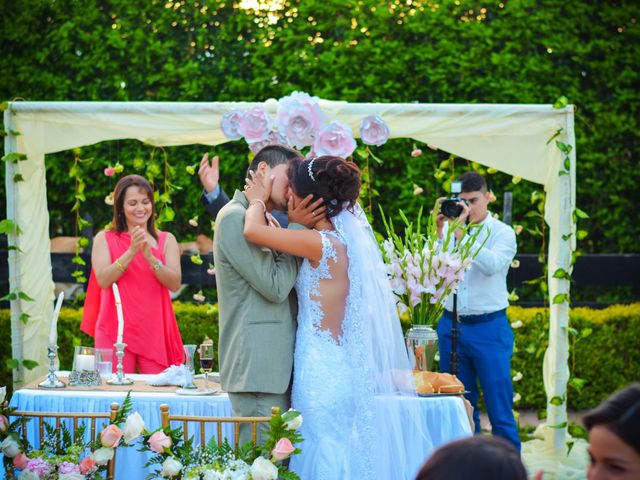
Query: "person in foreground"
415 435 539 480
81 174 184 373
436 171 520 451
244 155 427 479
213 145 321 445
583 382 640 480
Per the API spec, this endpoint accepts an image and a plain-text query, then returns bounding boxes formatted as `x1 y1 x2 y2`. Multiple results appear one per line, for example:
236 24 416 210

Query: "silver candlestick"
107 342 133 385
39 344 66 388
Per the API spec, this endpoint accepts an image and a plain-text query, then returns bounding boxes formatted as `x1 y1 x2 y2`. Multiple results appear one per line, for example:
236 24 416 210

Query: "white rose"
92 447 114 466
1 436 21 458
59 474 86 480
250 456 278 480
18 471 39 480
0 385 6 403
161 457 183 477
282 409 303 431
122 412 145 443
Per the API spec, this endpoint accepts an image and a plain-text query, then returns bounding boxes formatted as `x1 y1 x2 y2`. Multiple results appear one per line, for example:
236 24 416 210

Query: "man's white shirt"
443 212 517 315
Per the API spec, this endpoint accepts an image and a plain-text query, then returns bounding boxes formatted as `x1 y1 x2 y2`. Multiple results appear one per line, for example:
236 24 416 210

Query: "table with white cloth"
7 375 472 479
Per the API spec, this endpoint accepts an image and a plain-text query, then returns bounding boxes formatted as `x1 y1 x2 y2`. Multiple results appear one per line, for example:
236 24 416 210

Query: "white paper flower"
312 120 357 158
122 411 145 443
161 457 183 477
276 91 326 149
220 110 244 141
250 456 278 480
359 115 390 146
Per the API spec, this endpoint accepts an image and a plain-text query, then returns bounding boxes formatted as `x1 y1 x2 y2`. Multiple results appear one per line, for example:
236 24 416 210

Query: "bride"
243 155 428 479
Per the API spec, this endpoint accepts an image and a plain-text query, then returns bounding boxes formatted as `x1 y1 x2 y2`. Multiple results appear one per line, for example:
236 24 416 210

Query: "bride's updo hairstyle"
288 156 361 219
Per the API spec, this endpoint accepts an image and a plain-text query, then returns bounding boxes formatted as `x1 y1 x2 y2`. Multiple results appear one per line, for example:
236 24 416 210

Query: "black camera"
439 181 468 218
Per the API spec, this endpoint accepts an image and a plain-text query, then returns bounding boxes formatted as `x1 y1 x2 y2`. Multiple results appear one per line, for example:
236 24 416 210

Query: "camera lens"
440 199 463 218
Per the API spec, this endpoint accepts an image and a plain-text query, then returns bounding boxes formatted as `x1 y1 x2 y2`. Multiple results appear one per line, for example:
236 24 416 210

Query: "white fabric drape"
3 101 575 459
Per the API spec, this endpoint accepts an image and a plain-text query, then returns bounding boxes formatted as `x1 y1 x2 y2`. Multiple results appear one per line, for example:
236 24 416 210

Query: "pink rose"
411 149 423 157
0 414 8 432
312 120 357 158
220 110 244 141
80 457 97 474
237 107 273 144
100 424 123 448
271 437 295 461
276 91 326 149
13 453 29 469
103 167 116 177
359 115 390 147
148 430 172 453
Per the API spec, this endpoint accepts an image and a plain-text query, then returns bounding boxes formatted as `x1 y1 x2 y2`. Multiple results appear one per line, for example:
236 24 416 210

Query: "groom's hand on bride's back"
288 194 325 228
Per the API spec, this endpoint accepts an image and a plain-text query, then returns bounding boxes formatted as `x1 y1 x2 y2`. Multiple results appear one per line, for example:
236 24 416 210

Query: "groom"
213 144 319 444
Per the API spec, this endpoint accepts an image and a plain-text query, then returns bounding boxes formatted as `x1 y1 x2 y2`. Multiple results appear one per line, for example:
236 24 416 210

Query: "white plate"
175 388 220 396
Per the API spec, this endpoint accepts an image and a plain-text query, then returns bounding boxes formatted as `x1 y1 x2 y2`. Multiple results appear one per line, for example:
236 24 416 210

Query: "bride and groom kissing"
213 144 427 479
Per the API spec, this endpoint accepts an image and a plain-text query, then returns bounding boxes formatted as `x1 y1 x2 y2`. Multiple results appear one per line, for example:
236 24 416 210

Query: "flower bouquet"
1 391 144 479
380 204 486 371
141 407 303 479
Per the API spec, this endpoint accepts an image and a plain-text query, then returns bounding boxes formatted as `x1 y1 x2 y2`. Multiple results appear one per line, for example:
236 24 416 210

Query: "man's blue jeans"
437 311 521 452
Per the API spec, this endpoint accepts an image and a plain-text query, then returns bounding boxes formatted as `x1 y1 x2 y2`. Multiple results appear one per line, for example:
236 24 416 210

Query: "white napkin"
146 365 191 387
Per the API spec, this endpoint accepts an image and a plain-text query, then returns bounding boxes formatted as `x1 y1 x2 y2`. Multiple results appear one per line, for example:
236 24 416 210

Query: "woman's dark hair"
112 174 158 240
287 156 360 219
415 436 527 480
583 382 640 454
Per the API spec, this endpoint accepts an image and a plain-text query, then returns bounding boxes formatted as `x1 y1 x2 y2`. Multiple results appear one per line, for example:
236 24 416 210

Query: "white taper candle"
112 283 124 344
49 292 64 345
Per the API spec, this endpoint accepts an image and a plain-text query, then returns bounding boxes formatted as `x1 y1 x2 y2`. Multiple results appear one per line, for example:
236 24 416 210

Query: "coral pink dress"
81 230 184 373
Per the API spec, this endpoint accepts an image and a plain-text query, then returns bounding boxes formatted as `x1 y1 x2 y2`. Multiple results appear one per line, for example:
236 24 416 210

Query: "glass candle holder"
95 348 113 378
73 346 97 372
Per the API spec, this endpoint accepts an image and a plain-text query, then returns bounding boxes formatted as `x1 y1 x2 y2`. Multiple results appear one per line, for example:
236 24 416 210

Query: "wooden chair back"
8 402 119 480
159 404 277 448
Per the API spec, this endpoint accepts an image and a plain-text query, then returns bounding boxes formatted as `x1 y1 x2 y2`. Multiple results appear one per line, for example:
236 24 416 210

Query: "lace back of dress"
311 233 349 343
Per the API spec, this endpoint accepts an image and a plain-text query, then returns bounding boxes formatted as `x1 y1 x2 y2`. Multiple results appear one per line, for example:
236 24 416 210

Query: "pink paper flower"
271 437 295 461
100 424 123 448
104 167 116 177
220 110 244 141
13 453 29 470
237 107 273 144
148 430 172 453
79 457 97 474
276 91 326 149
312 121 357 158
359 115 390 147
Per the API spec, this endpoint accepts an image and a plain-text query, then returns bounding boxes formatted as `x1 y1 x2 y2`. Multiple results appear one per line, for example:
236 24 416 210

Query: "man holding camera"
436 171 520 452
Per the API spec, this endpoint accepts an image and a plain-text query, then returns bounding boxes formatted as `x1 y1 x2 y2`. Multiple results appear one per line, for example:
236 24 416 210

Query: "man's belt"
443 308 506 325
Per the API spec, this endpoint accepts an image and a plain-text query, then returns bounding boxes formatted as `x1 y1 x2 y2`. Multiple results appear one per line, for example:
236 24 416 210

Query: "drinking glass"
199 343 214 391
183 344 197 389
95 348 113 379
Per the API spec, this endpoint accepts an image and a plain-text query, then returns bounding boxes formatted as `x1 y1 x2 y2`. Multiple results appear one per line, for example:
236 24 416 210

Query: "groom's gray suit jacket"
213 190 300 394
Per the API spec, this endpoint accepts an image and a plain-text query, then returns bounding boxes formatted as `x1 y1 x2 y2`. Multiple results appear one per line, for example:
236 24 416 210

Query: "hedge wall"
2 303 638 411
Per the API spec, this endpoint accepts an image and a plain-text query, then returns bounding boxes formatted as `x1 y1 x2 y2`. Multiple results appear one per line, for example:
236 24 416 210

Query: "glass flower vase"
405 324 438 372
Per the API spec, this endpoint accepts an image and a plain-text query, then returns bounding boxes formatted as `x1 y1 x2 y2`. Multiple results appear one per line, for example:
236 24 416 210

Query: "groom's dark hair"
247 144 302 175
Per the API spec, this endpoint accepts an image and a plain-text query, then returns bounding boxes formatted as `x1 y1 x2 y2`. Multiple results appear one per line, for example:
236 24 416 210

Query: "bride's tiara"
307 158 317 182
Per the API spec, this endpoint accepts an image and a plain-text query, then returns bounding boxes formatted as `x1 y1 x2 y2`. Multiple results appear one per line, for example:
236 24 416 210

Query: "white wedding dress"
289 206 428 480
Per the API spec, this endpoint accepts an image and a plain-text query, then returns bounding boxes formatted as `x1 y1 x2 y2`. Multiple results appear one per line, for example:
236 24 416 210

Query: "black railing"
0 251 638 308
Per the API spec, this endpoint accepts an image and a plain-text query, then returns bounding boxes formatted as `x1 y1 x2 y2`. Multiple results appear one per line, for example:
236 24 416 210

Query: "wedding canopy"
3 100 576 454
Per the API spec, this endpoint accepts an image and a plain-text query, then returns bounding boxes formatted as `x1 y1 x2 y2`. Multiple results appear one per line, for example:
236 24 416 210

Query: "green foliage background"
0 0 638 259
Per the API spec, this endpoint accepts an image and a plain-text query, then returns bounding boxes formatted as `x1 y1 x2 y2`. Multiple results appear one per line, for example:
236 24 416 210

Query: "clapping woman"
81 175 184 373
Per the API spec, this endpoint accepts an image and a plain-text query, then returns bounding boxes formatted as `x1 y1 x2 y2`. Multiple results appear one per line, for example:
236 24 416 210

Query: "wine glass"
199 343 214 392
